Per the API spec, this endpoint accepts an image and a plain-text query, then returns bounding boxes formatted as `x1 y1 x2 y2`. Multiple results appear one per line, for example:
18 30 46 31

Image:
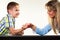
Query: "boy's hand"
16 31 24 35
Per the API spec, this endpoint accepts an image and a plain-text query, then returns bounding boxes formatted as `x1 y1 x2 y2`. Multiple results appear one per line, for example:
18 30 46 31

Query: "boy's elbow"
9 27 17 35
10 31 16 35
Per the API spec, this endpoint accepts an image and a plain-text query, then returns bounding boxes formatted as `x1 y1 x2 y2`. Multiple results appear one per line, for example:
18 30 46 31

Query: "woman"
29 1 60 35
22 0 60 35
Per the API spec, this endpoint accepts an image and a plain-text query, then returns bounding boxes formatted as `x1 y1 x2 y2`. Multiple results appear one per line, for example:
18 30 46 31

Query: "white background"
0 0 60 36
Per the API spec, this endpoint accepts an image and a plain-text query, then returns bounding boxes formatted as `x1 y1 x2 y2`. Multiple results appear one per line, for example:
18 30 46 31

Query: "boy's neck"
8 13 15 19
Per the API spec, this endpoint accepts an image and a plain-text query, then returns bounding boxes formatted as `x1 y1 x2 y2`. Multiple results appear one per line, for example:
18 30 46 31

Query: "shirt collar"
7 14 15 20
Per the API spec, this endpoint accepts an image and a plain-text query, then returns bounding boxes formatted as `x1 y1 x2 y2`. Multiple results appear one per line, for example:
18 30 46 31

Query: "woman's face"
46 7 56 18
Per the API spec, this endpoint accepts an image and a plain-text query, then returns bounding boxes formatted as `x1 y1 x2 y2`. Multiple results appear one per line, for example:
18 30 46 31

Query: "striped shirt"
0 14 15 36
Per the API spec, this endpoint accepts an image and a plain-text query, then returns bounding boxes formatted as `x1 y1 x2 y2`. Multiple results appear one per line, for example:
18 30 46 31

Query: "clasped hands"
18 23 35 35
22 23 34 30
16 23 36 35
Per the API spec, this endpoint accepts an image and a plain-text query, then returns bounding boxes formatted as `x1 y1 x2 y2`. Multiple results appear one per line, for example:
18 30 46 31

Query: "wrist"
31 26 36 31
21 27 25 30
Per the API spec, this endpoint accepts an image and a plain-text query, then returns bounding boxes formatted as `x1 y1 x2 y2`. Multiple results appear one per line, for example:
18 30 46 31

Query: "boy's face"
8 5 20 18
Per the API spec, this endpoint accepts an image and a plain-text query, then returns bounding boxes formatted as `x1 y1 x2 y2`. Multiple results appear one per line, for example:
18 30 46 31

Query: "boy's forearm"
15 27 26 34
9 27 24 35
14 28 23 33
13 28 24 35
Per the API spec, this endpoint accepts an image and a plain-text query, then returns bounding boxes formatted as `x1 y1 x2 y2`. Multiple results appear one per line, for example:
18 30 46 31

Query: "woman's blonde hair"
45 1 60 34
56 2 60 33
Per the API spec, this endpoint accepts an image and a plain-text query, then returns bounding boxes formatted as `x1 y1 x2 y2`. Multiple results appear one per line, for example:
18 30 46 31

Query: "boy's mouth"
16 13 19 15
15 13 19 17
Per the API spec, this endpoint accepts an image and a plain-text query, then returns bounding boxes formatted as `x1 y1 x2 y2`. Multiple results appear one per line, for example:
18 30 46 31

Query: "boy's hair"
7 2 19 10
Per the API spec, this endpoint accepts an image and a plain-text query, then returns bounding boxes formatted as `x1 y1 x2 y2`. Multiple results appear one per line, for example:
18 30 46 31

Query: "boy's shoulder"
1 14 13 22
3 14 8 19
0 14 8 22
1 14 8 21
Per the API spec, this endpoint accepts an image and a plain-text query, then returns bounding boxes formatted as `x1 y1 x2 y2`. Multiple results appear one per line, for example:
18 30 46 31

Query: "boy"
0 2 25 36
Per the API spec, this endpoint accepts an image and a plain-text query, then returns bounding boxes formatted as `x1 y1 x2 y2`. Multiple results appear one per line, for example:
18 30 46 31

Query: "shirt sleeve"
5 16 14 28
0 17 5 31
0 17 5 27
8 19 14 28
35 24 52 35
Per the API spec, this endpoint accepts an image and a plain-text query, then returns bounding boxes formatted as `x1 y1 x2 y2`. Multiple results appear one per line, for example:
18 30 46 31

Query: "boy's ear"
7 9 11 14
7 10 9 13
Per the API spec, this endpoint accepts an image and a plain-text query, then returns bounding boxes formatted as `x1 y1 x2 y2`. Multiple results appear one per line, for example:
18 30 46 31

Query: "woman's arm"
31 24 52 35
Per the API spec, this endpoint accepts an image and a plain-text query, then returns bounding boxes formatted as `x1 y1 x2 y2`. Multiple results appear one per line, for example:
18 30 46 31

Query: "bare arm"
9 27 24 35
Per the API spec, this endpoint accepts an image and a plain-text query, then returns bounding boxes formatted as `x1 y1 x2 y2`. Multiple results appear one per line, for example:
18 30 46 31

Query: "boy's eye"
16 10 18 11
16 9 19 11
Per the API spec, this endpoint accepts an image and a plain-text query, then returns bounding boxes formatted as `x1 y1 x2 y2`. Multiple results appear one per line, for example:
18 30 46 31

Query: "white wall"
0 0 58 36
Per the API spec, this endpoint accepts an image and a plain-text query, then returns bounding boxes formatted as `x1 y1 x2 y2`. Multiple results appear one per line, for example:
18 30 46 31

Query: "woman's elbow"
36 31 46 36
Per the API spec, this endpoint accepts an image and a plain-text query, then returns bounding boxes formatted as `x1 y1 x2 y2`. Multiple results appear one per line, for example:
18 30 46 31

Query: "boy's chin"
15 16 18 18
13 16 18 18
14 16 18 18
13 15 19 18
